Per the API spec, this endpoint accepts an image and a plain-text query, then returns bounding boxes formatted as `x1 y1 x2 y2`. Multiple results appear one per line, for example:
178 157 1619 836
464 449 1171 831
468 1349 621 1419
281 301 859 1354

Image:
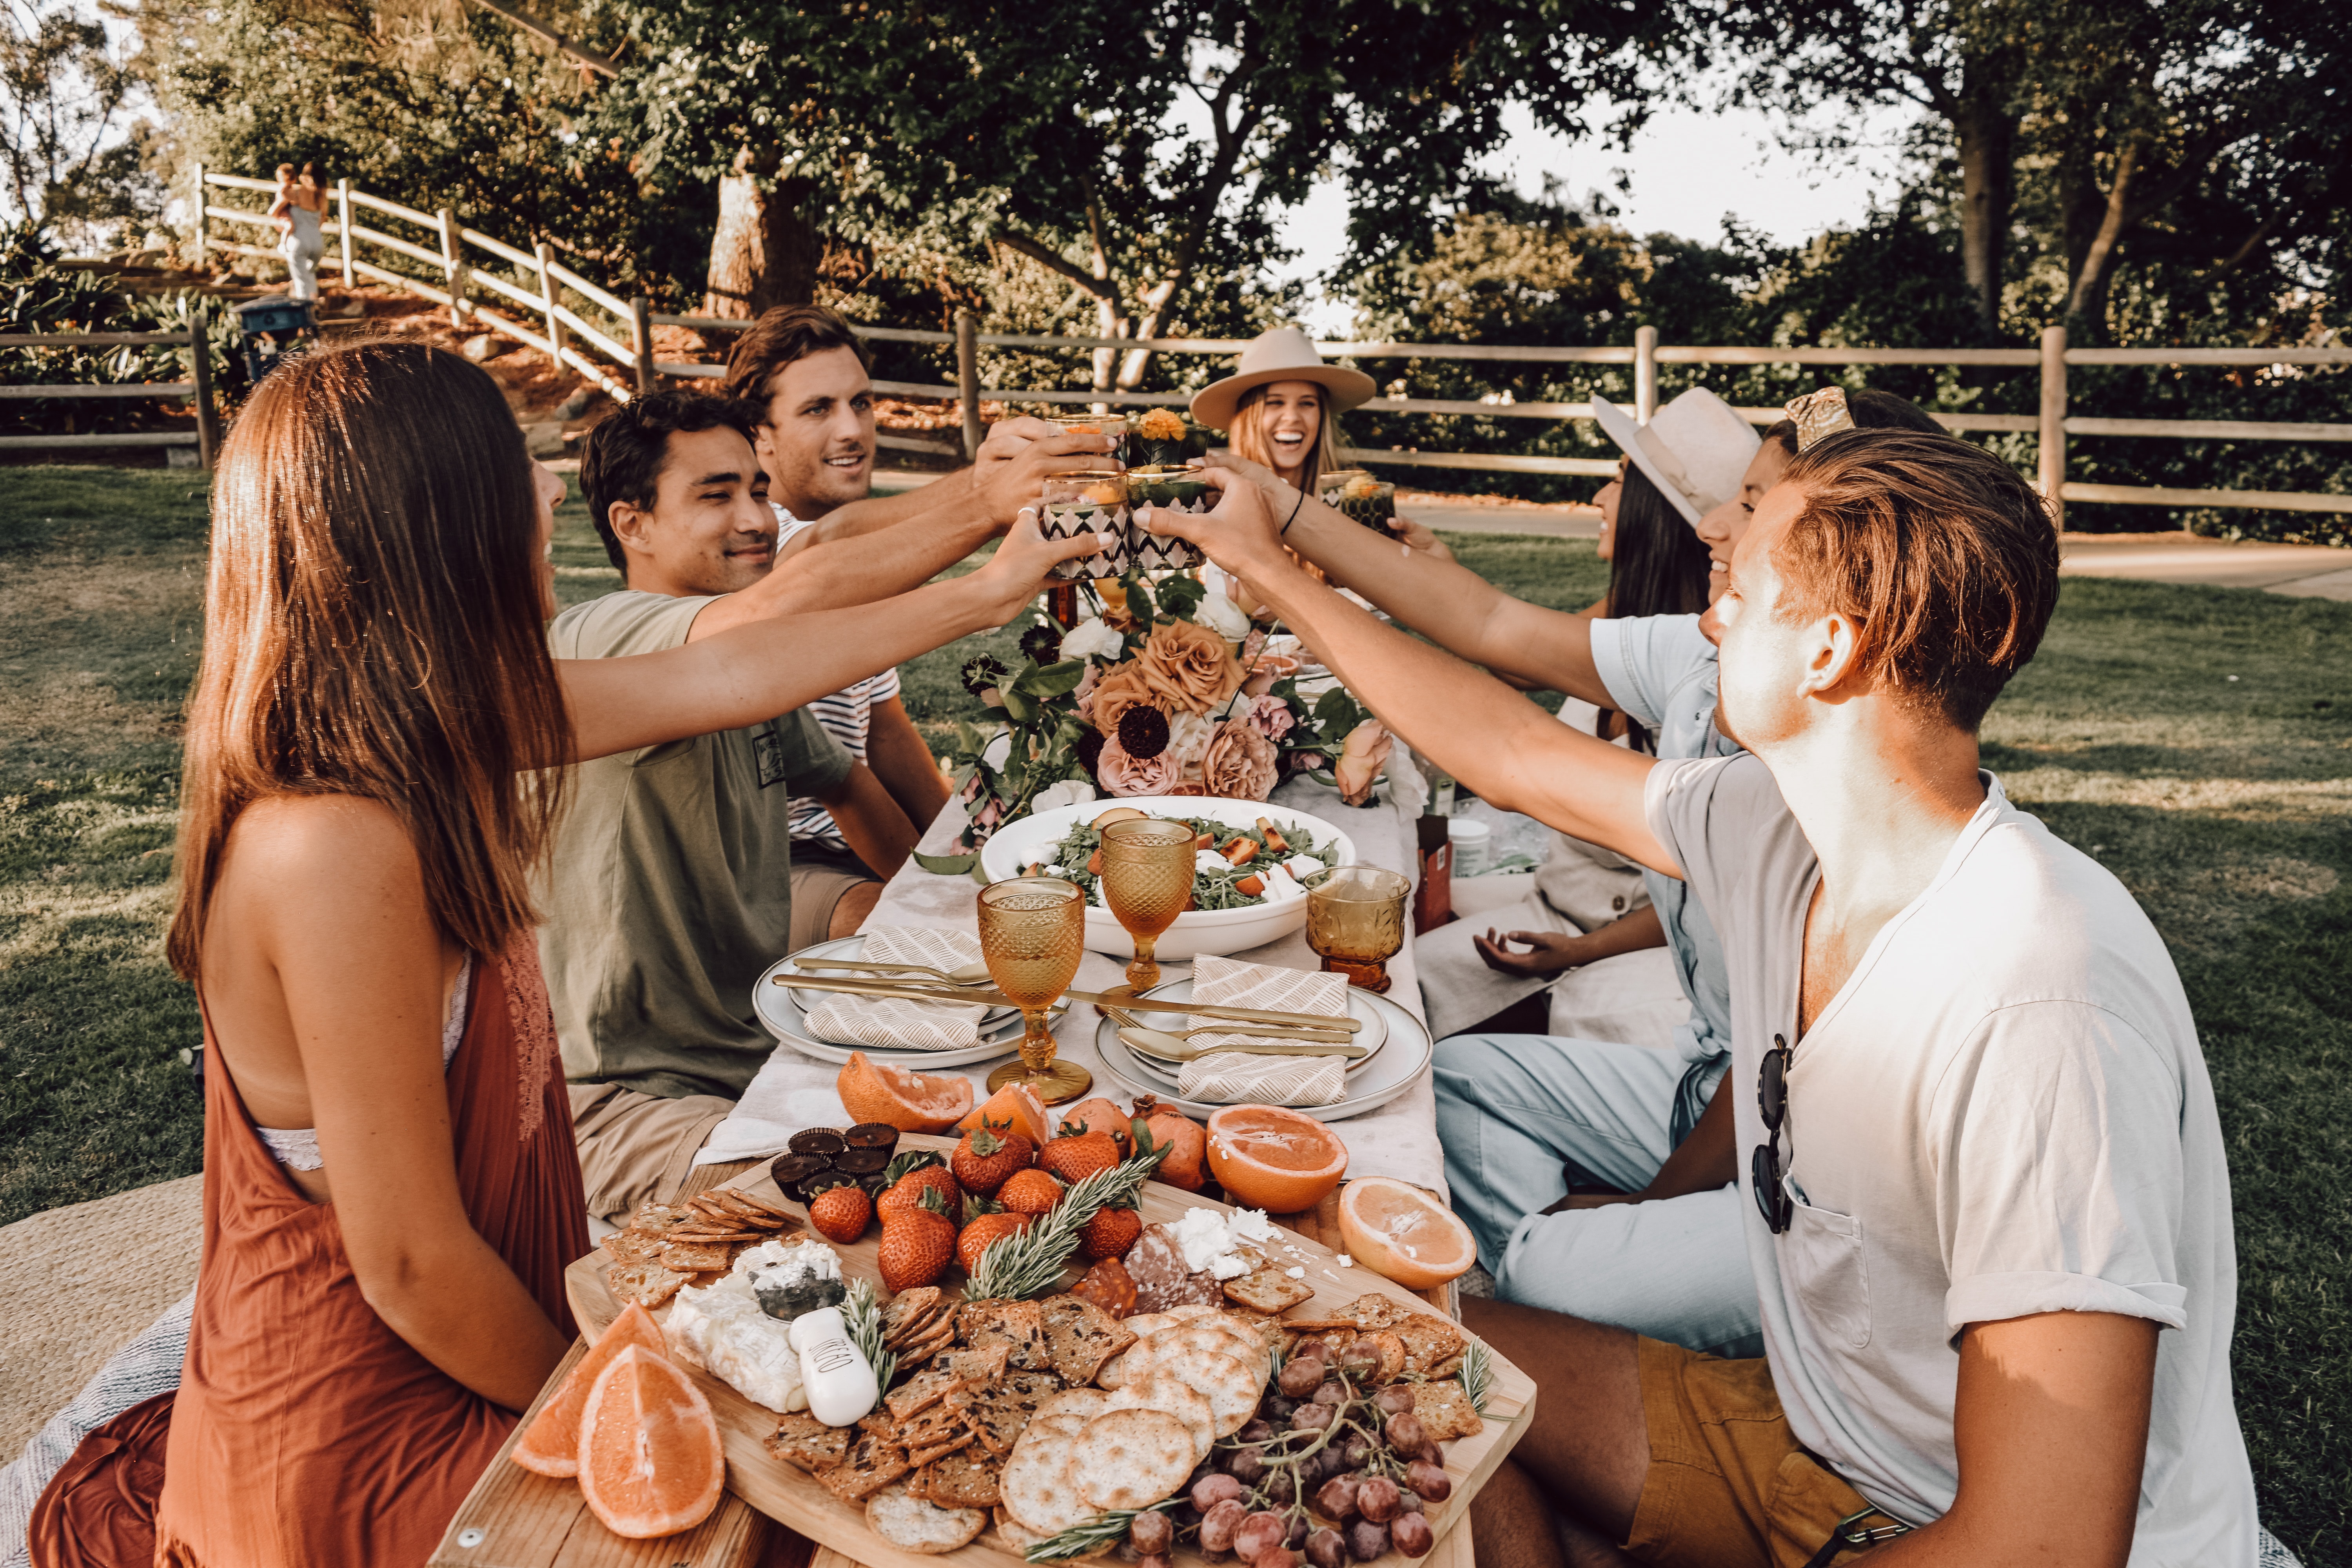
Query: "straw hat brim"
1189 363 1377 431
1589 397 1701 526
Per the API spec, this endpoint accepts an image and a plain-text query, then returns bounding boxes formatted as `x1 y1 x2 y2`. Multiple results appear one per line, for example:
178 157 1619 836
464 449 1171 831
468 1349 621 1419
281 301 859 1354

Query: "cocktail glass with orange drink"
1047 411 1129 465
1038 471 1131 580
976 876 1092 1103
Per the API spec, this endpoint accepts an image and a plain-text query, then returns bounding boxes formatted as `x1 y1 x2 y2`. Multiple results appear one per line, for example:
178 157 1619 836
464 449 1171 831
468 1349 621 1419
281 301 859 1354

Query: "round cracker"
1023 1409 1093 1446
1104 1374 1216 1464
1076 1408 1196 1512
1165 1346 1261 1436
1036 1387 1115 1424
1161 1303 1220 1322
866 1482 986 1555
1001 1433 1091 1534
1126 1320 1270 1385
1120 1312 1182 1339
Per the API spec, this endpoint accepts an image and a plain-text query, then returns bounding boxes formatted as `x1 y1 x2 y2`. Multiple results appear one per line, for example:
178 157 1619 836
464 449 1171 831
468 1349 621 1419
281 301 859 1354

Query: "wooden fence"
0 317 219 467
196 171 2352 526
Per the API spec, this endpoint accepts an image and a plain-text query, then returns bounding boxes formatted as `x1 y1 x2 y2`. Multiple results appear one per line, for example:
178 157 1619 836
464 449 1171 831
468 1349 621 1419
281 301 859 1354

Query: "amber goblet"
1099 818 1198 993
1303 864 1411 993
977 876 1091 1103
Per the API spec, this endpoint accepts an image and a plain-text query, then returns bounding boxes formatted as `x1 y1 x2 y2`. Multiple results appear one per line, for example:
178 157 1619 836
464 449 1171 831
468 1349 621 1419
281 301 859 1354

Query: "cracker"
1363 1329 1406 1384
918 1446 1003 1509
1162 1303 1221 1321
885 1345 1009 1422
1223 1265 1315 1315
1397 1313 1467 1377
1000 1433 1090 1534
1412 1380 1485 1444
624 1200 689 1233
896 1403 970 1453
1094 1351 1127 1390
1035 1387 1115 1424
1076 1408 1195 1512
1331 1293 1417 1333
962 1370 1067 1458
881 1287 946 1346
960 1299 1051 1372
1039 1293 1136 1387
1024 1410 1093 1445
867 1481 987 1555
1120 1312 1182 1339
906 1430 978 1469
1125 1320 1270 1385
817 1433 911 1503
604 1260 688 1308
1165 1346 1259 1436
657 1240 734 1273
1103 1374 1215 1465
764 1412 853 1474
599 1230 666 1266
993 1507 1050 1553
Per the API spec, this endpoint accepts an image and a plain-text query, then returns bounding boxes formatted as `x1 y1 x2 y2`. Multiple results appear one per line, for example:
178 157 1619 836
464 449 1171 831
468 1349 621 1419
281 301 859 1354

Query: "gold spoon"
1097 1003 1352 1044
800 956 994 985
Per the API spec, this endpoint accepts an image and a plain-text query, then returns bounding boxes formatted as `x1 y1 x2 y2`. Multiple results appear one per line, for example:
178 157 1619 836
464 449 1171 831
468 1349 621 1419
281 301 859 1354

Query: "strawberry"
950 1125 1033 1196
1078 1201 1142 1260
956 1211 1031 1274
806 1181 872 1245
877 1160 962 1223
878 1186 956 1292
1038 1128 1120 1185
997 1167 1064 1216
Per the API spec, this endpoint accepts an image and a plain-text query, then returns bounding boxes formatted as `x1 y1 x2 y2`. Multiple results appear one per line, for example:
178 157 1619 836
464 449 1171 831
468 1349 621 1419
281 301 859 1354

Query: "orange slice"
1205 1104 1349 1213
576 1345 726 1540
1336 1176 1477 1290
837 1051 975 1134
512 1301 669 1477
956 1081 1053 1147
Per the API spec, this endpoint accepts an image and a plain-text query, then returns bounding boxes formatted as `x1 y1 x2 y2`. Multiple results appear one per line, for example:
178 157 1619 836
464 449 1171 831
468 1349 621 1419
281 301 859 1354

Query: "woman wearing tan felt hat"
1190 325 1377 498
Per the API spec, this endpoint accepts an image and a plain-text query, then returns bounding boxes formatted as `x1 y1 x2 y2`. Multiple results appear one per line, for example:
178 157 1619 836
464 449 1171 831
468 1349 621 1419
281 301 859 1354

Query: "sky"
1279 97 1918 334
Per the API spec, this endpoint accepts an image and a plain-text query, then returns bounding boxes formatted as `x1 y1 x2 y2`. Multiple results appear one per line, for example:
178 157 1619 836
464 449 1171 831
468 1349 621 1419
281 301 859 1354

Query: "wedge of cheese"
664 1274 808 1413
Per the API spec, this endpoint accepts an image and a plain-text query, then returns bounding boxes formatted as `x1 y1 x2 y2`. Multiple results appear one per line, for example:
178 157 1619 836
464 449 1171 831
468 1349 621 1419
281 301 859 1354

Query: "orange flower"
1202 719 1279 802
1134 619 1243 715
1086 662 1161 735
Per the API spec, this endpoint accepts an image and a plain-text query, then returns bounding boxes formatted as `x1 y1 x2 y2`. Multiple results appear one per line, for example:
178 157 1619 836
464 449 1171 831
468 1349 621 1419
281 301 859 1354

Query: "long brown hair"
1228 383 1350 494
167 340 572 976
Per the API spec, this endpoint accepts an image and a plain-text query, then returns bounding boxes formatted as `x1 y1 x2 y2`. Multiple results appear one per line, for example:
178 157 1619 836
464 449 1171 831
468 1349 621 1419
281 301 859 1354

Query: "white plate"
776 937 1016 1026
753 938 1052 1069
977 795 1356 961
1102 979 1389 1078
1093 978 1432 1123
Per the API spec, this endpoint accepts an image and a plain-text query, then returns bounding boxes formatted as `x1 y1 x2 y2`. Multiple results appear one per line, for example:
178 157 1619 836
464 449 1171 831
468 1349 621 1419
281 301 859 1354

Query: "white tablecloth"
700 758 1452 1200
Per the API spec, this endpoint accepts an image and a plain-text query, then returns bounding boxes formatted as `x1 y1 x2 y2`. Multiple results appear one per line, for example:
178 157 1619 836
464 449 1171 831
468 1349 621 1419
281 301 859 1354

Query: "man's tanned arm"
862 696 952 830
811 763 918 879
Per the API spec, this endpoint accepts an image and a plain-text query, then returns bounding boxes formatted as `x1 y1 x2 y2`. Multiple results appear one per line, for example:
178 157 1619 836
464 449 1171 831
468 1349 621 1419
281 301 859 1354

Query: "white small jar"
1447 817 1492 879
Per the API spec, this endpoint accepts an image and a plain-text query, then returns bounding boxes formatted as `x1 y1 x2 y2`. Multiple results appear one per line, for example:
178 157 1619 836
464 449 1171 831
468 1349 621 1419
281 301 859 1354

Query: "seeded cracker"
1411 1379 1485 1443
1038 1293 1136 1385
764 1413 853 1474
918 1446 1003 1509
604 1260 689 1309
866 1481 987 1554
817 1433 911 1503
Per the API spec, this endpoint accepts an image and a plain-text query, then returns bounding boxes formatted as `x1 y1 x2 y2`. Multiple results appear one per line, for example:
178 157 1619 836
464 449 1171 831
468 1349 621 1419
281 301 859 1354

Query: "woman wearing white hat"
1189 325 1376 502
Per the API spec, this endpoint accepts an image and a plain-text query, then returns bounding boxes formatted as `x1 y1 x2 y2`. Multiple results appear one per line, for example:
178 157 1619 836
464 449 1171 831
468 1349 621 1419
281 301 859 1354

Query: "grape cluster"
1124 1336 1452 1567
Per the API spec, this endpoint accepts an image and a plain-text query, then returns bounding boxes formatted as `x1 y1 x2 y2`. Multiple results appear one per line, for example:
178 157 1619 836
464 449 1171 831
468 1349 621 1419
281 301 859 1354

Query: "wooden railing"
0 319 220 466
198 171 2350 526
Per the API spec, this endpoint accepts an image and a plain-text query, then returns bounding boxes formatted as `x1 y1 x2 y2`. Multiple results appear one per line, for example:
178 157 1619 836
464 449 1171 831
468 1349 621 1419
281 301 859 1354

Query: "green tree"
2 0 163 249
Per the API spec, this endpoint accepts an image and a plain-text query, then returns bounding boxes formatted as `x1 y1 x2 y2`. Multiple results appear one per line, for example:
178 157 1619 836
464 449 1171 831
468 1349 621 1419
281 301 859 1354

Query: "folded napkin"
1178 1049 1347 1108
1186 954 1351 1052
800 927 990 1051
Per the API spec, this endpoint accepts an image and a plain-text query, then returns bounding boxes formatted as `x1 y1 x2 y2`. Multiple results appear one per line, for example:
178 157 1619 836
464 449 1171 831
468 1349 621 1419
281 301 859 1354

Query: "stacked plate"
753 936 1051 1068
1091 976 1434 1123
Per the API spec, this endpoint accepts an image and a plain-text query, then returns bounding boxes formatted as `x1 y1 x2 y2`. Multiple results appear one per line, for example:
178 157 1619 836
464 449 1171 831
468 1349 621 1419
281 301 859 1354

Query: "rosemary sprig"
842 1276 897 1391
966 1145 1169 1300
1023 1502 1176 1562
1460 1339 1493 1417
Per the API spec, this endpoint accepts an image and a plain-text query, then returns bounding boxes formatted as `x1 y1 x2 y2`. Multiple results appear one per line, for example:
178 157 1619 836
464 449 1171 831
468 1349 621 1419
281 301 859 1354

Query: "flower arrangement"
924 572 1392 861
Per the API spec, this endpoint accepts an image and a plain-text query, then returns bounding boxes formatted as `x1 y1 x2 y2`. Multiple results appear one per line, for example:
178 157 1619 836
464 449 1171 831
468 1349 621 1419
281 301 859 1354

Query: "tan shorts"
790 844 883 952
567 1082 737 1225
1628 1337 1888 1568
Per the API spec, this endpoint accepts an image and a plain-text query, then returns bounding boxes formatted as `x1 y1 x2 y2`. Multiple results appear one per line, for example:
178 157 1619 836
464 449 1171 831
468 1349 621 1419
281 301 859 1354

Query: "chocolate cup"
789 1128 849 1158
834 1147 892 1176
843 1122 902 1152
767 1152 835 1191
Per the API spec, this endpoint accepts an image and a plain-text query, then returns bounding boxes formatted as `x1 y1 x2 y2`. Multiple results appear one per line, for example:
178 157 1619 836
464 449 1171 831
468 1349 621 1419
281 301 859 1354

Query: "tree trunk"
702 154 818 319
2067 136 2142 333
1952 86 2016 334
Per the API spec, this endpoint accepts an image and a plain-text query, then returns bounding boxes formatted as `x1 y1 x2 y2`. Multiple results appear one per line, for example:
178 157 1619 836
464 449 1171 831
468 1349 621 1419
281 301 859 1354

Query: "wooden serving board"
563 1135 1535 1568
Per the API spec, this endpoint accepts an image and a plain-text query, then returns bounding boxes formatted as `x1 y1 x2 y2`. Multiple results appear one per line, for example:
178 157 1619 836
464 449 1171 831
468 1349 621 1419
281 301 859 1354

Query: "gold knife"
770 972 1363 1034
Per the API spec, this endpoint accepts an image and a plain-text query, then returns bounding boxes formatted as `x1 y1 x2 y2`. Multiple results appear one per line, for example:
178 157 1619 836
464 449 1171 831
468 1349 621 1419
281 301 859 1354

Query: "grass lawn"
3 467 2347 1555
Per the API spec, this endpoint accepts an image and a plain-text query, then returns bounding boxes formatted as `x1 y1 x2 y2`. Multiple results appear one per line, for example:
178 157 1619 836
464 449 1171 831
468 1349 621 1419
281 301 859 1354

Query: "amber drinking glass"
1303 864 1412 993
1047 411 1129 464
1098 818 1198 993
977 876 1091 1102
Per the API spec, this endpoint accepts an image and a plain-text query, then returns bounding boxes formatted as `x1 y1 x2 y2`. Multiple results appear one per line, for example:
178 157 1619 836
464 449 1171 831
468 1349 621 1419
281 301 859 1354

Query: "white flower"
982 730 1013 770
1166 711 1213 762
1059 617 1125 663
1031 778 1098 813
1194 592 1250 641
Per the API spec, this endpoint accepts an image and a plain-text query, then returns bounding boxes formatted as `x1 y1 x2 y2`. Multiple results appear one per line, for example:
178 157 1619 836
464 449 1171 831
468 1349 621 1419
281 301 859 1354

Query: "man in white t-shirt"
1143 433 2259 1565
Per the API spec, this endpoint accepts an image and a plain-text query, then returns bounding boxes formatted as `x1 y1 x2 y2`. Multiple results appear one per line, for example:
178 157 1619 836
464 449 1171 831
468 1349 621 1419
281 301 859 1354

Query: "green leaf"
1021 658 1089 699
999 684 1036 723
911 850 979 875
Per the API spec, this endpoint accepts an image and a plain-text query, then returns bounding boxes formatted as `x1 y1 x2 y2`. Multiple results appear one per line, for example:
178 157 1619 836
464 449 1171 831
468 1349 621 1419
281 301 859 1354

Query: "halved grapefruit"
1205 1104 1349 1213
836 1051 975 1133
575 1345 726 1539
1337 1176 1477 1290
511 1301 669 1477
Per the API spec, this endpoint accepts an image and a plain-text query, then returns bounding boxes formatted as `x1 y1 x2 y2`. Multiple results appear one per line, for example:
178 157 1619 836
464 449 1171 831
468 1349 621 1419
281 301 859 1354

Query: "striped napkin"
801 927 990 1051
1185 955 1351 1051
1178 1049 1346 1108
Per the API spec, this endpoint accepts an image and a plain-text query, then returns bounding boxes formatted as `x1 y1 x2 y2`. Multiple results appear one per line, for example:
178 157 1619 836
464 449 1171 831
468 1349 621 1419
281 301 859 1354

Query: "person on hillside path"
267 163 326 303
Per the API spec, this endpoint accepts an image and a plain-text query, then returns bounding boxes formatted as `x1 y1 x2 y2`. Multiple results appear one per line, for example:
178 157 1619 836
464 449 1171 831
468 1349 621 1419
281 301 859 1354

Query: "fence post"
188 303 217 471
192 162 207 271
534 241 566 365
2038 324 2068 530
630 295 655 396
956 309 982 460
437 207 468 329
1634 325 1658 423
336 178 354 285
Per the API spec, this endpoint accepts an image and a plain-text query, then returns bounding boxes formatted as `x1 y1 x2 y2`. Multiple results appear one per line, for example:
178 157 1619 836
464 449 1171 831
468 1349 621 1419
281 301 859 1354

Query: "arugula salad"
1022 812 1336 912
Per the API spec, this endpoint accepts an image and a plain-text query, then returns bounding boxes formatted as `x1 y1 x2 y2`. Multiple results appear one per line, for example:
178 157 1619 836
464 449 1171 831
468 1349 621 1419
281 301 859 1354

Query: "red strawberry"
956 1211 1031 1274
878 1187 956 1292
998 1168 1064 1216
1038 1128 1120 1186
950 1125 1034 1196
878 1162 962 1223
1078 1202 1142 1260
806 1181 872 1245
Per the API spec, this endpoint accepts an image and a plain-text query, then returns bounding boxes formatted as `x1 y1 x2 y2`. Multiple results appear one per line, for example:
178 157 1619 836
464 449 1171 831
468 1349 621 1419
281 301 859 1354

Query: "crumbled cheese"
665 1274 808 1414
1336 1254 1353 1268
1285 1266 1306 1279
1175 1206 1279 1280
739 1237 841 1294
1171 1207 1232 1273
1282 853 1328 881
1209 1251 1251 1281
1227 1209 1278 1249
1195 848 1232 875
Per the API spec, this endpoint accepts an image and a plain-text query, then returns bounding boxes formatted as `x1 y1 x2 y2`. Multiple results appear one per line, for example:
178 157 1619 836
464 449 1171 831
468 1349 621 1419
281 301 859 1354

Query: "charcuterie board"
563 1134 1535 1568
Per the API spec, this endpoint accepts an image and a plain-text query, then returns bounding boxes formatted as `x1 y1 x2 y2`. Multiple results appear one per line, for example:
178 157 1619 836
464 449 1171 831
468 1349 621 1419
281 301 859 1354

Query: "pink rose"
975 797 1005 829
1203 719 1279 802
1292 751 1329 771
1096 736 1178 797
1332 718 1392 807
1243 694 1295 742
1072 662 1102 722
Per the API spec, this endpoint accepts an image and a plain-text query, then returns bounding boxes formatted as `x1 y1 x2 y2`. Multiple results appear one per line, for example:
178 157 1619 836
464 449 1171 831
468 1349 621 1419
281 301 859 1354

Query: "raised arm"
801 416 1088 544
559 509 1102 761
1202 452 1615 703
1146 475 1675 875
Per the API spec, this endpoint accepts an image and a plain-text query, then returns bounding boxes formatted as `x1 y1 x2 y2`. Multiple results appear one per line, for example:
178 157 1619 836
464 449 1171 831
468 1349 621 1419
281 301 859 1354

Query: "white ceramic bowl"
977 795 1356 960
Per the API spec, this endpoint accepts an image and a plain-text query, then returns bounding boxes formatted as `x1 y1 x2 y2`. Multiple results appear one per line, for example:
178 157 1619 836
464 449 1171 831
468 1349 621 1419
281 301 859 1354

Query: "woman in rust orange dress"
27 340 1096 1567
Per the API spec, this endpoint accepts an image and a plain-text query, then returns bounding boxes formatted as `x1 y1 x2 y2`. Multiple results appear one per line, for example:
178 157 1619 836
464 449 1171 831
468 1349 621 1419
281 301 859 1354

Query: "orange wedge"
956 1081 1053 1147
837 1051 975 1134
576 1345 725 1539
1337 1176 1477 1290
1205 1104 1349 1213
511 1301 668 1477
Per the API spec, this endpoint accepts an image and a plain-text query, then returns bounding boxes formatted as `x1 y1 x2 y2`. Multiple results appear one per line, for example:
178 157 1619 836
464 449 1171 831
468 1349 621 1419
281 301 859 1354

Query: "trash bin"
233 295 319 384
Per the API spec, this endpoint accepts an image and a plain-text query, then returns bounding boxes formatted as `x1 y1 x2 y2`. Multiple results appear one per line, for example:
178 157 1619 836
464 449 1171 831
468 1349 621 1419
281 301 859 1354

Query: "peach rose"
1333 718 1392 807
1086 661 1160 735
1203 719 1279 802
1135 619 1243 715
1242 694 1296 742
1096 736 1179 797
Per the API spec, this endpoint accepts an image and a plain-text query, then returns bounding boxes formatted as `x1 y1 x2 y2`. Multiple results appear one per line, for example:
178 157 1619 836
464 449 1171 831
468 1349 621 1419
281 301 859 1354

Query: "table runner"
699 757 1451 1200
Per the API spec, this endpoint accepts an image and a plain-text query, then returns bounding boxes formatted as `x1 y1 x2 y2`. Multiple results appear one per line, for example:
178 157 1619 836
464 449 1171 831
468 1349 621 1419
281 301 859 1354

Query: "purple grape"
1314 1379 1347 1406
1416 1441 1443 1466
1260 1394 1297 1423
1200 1498 1249 1553
1290 1401 1334 1432
1314 1473 1361 1520
1234 1510 1288 1560
1374 1385 1417 1415
1262 1468 1298 1506
1391 1512 1436 1557
1137 1557 1172 1568
1383 1412 1427 1453
1239 1418 1276 1444
1285 1514 1311 1549
1344 1519 1390 1562
1194 1472 1245 1511
1227 1447 1268 1485
1278 1355 1328 1397
1340 1434 1374 1469
1305 1528 1348 1568
1256 1550 1300 1568
1130 1510 1175 1555
1357 1475 1403 1524
1406 1459 1452 1502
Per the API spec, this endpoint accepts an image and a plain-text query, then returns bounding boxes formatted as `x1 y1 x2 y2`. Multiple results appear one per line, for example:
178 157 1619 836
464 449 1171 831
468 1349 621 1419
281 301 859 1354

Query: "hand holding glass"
1099 818 1198 992
977 877 1091 1103
1303 865 1411 993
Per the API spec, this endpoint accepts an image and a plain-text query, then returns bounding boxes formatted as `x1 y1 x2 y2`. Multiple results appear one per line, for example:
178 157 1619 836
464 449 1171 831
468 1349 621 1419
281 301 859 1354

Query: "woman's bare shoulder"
228 794 422 890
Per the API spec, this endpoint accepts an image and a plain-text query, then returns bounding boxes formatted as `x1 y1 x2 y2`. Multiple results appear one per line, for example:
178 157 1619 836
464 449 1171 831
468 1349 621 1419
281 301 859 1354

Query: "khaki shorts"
790 843 883 952
1628 1337 1890 1568
568 1082 737 1225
